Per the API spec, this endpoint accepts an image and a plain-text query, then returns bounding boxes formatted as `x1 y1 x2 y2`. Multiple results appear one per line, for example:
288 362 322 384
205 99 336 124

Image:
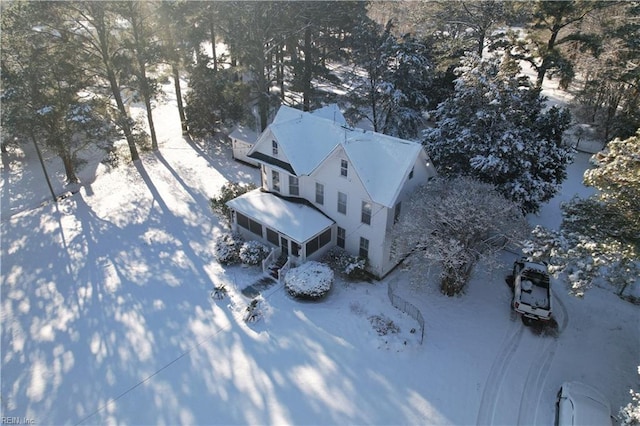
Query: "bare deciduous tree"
392 176 528 296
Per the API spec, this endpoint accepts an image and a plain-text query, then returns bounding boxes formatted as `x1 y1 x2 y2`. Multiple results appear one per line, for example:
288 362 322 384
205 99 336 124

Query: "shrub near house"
285 261 334 300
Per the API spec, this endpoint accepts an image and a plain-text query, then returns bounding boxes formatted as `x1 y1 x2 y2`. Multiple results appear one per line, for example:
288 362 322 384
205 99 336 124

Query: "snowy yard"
1 80 638 425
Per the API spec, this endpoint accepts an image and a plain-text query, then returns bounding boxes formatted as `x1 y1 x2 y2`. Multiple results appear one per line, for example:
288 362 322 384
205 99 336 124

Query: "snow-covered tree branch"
524 130 640 297
392 176 528 296
424 52 573 214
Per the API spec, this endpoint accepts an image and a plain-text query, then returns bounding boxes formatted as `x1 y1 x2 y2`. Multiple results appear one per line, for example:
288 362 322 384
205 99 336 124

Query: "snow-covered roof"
271 104 346 126
229 125 259 144
342 134 423 208
310 104 347 125
266 113 346 175
226 189 334 243
272 105 305 124
255 105 424 208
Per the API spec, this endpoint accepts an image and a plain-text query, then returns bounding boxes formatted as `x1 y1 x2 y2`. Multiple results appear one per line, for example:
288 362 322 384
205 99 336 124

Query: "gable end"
248 151 296 175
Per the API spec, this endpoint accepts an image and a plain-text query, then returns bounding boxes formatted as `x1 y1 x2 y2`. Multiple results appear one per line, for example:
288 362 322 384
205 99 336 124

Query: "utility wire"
74 314 231 425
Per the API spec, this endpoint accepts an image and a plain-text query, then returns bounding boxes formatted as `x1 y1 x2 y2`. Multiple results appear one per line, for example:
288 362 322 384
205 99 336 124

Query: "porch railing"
262 247 281 275
278 257 291 283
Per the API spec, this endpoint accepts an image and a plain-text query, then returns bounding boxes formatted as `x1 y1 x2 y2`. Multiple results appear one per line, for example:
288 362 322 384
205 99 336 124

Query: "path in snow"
476 318 525 424
515 290 569 424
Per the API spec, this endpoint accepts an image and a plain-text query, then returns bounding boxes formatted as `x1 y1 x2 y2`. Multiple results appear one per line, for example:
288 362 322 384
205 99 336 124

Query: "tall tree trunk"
137 60 158 150
259 89 269 132
142 89 158 150
172 63 188 134
60 150 79 184
30 132 57 202
129 10 158 150
536 24 561 88
440 262 474 296
302 26 313 111
370 76 378 132
276 45 285 101
107 69 139 162
210 19 217 71
92 7 139 162
257 57 269 131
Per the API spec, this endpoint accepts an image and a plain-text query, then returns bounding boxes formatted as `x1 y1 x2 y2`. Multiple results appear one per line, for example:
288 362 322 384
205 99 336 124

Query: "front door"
280 236 289 257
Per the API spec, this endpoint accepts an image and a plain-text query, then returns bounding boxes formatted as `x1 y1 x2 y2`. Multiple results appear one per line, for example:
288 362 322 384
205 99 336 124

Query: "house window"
237 212 249 229
266 228 279 246
272 170 280 192
361 201 372 225
409 166 414 179
315 182 324 205
359 237 369 259
249 220 262 236
237 212 263 237
337 192 347 214
340 159 348 177
394 202 402 224
337 227 346 249
289 175 299 196
306 228 332 256
272 140 278 156
291 241 300 257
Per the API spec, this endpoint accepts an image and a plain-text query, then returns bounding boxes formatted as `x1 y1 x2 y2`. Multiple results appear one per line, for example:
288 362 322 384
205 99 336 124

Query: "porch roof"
226 189 334 243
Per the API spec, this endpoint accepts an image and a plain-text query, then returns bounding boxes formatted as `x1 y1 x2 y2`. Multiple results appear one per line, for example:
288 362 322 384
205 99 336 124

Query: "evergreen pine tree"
424 53 573 213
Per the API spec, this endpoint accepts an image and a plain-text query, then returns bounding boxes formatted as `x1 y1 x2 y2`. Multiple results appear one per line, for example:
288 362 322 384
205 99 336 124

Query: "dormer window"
272 140 278 156
340 159 348 177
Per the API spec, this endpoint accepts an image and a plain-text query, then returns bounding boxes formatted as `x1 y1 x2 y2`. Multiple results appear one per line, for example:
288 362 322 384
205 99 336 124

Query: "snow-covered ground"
1 77 638 425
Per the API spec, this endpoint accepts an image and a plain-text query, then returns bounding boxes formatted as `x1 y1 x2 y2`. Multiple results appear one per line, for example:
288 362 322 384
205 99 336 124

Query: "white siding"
379 150 437 275
232 139 259 166
307 146 390 277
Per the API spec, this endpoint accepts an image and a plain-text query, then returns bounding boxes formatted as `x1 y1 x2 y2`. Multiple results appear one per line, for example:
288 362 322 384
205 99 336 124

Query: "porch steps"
267 254 288 279
240 255 288 298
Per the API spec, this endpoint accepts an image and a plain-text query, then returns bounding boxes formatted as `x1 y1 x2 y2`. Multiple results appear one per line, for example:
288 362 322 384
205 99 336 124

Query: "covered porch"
226 189 335 267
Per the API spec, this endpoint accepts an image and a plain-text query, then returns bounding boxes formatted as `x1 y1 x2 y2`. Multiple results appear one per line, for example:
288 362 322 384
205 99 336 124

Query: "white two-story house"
226 105 436 278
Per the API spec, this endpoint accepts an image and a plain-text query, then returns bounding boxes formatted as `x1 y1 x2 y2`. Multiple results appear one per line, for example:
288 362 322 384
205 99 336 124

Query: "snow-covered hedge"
214 232 244 265
284 261 334 300
322 248 369 281
239 241 270 265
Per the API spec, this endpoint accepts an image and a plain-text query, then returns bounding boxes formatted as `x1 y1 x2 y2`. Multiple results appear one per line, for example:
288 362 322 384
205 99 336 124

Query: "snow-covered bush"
322 248 369 281
239 241 270 265
369 314 400 336
284 261 334 300
244 297 263 323
214 232 244 265
620 367 640 426
210 181 257 221
210 284 227 300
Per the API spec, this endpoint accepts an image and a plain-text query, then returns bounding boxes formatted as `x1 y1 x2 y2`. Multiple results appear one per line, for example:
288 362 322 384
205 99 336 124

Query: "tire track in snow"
516 289 569 425
476 319 525 425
